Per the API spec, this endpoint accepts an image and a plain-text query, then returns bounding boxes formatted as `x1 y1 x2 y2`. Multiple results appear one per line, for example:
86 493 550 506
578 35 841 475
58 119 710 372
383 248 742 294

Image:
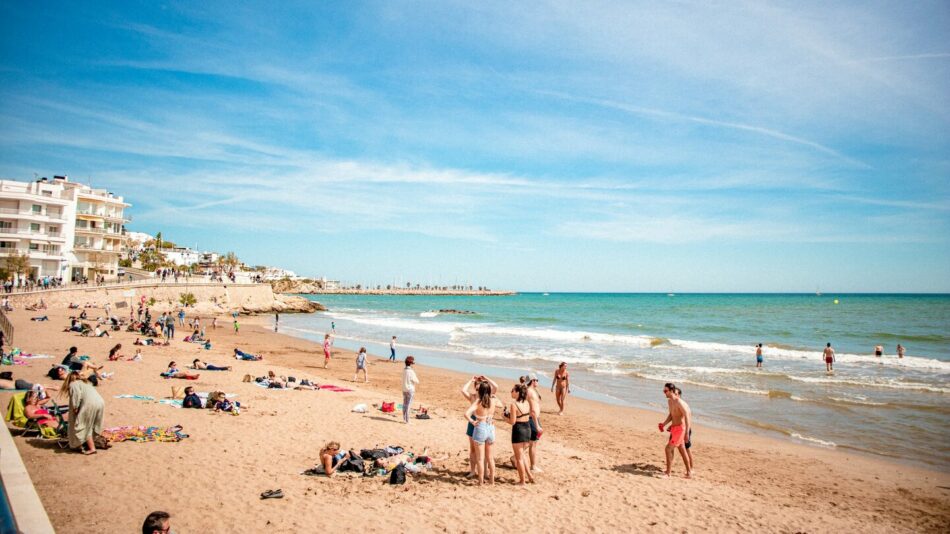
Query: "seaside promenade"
0 297 947 532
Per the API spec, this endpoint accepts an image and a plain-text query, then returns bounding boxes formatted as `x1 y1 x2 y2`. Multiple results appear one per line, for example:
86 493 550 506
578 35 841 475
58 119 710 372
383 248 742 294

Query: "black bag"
360 448 389 461
338 451 364 473
389 463 406 485
0 371 12 380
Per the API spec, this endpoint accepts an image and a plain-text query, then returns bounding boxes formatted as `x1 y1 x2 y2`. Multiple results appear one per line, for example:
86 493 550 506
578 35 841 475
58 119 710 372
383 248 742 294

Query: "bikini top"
514 402 530 421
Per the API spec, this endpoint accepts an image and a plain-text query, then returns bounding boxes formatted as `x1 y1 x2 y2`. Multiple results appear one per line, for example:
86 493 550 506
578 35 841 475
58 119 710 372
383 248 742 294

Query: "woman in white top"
402 356 419 424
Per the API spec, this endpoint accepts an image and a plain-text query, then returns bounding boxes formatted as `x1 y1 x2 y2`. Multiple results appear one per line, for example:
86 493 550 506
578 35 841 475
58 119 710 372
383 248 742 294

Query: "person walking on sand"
897 344 905 359
402 356 419 424
233 318 239 335
389 336 397 362
658 382 692 478
823 342 835 372
212 316 218 330
354 347 368 383
331 321 335 333
551 362 570 415
755 344 764 368
274 312 279 333
178 308 185 327
674 387 694 472
323 334 332 369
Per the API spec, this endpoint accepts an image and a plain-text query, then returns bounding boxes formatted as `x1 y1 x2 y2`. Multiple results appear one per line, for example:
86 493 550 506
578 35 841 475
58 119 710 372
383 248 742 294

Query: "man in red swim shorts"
658 382 692 478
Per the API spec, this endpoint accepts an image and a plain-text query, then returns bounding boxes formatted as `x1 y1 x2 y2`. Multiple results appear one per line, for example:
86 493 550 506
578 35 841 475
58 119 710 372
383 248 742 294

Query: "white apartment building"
162 246 202 267
0 176 130 282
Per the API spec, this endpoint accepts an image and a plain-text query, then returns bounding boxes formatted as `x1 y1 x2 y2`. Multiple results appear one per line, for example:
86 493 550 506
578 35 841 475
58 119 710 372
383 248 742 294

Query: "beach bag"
381 402 395 413
389 463 406 485
360 448 389 461
338 451 364 473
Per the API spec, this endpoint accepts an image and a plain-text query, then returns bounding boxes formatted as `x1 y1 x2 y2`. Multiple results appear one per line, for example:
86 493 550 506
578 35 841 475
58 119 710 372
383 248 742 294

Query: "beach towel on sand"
101 425 189 443
319 385 353 393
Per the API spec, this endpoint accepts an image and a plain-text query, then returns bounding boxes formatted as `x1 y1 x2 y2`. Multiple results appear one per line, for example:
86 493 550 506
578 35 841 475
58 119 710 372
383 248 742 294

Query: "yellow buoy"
833 299 839 305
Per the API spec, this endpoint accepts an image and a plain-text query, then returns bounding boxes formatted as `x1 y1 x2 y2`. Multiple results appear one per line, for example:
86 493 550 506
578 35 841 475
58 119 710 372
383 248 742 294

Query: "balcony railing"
0 207 67 219
0 228 64 237
75 226 105 234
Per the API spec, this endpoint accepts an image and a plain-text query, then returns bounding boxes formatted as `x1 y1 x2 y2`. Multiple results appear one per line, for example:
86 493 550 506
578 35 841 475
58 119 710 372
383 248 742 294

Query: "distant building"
162 246 202 267
0 175 130 282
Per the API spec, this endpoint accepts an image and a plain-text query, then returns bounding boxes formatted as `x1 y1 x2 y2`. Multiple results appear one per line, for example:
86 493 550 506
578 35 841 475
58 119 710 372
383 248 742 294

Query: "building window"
29 243 39 251
30 223 40 232
31 204 42 214
0 241 14 249
0 221 11 230
42 245 59 254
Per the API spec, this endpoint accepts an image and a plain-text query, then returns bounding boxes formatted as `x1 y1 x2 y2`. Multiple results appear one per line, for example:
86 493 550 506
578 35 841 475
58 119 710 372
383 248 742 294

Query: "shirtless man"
524 374 544 473
823 342 835 372
755 344 763 368
896 344 905 359
658 382 692 478
551 362 570 415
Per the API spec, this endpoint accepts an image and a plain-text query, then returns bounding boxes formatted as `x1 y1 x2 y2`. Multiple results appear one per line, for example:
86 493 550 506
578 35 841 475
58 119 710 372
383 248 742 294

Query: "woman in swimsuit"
318 441 350 477
464 380 500 485
23 390 60 429
551 362 570 415
504 383 535 485
461 376 498 478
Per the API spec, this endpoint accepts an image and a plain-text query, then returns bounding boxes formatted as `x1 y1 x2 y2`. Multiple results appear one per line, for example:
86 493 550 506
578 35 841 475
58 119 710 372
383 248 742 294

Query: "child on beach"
233 320 239 334
323 334 332 369
354 347 368 383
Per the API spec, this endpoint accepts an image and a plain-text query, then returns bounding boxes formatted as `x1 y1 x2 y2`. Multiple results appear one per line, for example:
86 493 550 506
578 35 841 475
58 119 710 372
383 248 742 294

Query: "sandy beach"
2 306 948 533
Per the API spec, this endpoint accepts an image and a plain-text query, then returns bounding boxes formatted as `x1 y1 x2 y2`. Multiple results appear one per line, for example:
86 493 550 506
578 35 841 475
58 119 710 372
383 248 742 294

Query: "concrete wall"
6 282 279 315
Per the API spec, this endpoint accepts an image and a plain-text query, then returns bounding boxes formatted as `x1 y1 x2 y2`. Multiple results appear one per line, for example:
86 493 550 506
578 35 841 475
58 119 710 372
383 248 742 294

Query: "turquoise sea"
281 293 950 468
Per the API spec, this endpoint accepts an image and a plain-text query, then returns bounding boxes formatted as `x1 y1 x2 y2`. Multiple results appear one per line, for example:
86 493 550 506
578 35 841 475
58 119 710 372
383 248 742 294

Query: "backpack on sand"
389 463 406 485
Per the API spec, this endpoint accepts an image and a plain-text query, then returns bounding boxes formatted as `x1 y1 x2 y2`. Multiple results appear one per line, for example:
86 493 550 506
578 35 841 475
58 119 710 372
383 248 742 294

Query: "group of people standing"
461 374 544 485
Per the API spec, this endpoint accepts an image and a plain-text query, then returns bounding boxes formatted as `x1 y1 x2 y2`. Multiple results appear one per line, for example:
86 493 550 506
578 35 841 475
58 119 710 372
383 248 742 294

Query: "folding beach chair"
5 392 69 443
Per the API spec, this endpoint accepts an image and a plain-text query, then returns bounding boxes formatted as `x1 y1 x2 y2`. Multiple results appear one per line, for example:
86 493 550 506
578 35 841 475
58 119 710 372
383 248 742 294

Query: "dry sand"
2 307 948 533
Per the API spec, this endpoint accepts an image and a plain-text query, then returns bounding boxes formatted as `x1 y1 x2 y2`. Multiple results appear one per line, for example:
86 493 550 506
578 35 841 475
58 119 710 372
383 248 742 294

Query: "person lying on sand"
317 441 350 476
234 348 262 361
161 361 199 380
373 448 442 473
0 377 58 394
192 359 231 371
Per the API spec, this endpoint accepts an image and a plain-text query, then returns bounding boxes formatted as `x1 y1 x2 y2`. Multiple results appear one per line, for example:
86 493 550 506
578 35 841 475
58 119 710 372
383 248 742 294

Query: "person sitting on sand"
23 390 62 430
318 441 350 477
130 349 143 362
161 361 199 380
658 382 692 478
213 396 239 414
192 358 231 371
107 343 124 361
234 348 262 361
464 380 501 486
182 386 203 408
92 326 110 338
60 347 106 383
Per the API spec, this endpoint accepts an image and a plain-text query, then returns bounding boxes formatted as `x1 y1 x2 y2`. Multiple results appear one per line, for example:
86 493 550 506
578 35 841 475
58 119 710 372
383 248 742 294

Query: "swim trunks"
756 356 763 363
529 417 540 441
825 356 833 363
669 424 686 447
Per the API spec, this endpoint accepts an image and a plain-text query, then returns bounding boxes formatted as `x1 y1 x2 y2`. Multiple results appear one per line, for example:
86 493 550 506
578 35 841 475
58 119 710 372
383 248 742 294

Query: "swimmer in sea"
874 344 883 357
823 342 835 372
896 344 905 359
755 344 763 368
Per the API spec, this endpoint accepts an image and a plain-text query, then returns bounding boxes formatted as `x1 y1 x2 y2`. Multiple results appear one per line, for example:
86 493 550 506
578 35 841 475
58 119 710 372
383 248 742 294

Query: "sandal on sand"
260 489 283 499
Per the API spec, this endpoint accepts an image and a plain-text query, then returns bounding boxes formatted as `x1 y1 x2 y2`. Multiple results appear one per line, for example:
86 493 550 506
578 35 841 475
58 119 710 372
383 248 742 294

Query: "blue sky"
1 1 948 292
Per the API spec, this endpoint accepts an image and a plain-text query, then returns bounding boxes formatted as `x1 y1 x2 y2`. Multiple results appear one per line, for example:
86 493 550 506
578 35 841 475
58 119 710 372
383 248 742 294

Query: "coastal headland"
1 293 947 532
